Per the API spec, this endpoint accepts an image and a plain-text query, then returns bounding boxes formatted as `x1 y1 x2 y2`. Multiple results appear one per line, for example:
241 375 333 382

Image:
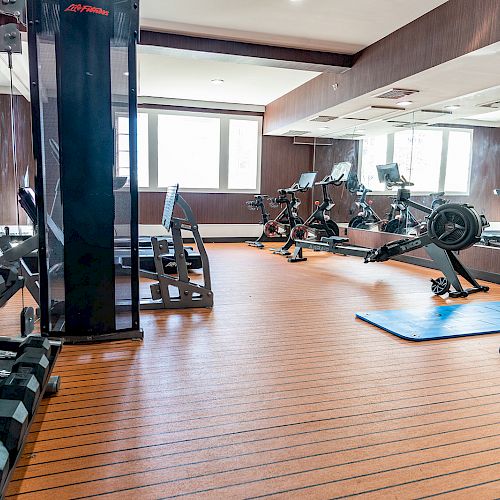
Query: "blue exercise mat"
356 301 500 341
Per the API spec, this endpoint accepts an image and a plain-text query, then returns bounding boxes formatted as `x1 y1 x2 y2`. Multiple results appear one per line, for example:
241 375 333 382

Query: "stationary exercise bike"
271 172 318 255
264 176 309 244
245 194 288 248
366 163 489 298
348 183 384 229
380 164 422 235
290 162 352 241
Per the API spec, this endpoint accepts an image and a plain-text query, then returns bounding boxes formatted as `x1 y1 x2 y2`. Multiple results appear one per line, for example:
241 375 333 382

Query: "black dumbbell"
19 336 52 358
0 443 9 492
0 373 41 417
12 348 50 386
0 400 28 454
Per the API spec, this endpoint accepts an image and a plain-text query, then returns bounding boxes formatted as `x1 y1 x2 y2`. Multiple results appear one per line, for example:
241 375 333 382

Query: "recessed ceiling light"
444 105 460 111
210 78 224 85
318 126 330 131
397 101 413 107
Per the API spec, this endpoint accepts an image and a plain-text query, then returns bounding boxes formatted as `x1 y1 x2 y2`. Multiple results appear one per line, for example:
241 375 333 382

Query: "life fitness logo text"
65 4 110 16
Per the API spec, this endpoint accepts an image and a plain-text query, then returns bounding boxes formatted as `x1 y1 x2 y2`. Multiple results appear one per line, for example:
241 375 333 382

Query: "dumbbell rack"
0 335 62 498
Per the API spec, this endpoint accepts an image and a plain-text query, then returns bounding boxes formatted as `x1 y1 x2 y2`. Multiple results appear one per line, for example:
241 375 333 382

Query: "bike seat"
430 191 445 197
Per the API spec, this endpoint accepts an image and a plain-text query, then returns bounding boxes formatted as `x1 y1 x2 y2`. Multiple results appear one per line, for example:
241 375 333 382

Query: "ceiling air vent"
336 133 365 139
341 106 401 120
391 122 428 128
389 109 452 124
309 116 336 123
283 130 309 137
375 88 419 99
480 100 500 109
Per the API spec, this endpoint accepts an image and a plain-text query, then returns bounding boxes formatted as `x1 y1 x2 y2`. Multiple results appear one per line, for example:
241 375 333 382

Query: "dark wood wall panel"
0 95 35 225
139 136 314 224
264 0 500 133
140 30 353 72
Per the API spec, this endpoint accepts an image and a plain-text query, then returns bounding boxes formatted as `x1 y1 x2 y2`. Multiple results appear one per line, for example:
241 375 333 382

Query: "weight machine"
139 186 213 310
0 2 62 497
27 0 142 342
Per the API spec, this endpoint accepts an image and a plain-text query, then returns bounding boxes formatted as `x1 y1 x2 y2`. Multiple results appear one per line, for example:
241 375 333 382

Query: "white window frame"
358 127 473 196
116 108 263 194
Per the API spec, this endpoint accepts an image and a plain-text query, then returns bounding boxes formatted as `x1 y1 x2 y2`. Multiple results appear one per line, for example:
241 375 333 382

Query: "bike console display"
376 163 401 184
329 162 352 184
296 172 318 191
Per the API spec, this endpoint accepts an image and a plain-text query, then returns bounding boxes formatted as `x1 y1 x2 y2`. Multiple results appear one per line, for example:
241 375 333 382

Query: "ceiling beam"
264 0 500 134
139 30 354 73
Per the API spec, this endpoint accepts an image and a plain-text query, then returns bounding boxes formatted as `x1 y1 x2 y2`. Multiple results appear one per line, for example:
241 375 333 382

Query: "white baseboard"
139 224 262 239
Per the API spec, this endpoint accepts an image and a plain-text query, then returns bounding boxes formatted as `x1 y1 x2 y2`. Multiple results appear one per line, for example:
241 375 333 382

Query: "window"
360 135 388 191
445 130 472 193
116 109 262 193
116 113 149 188
393 129 442 193
158 114 221 189
360 128 473 194
228 119 260 190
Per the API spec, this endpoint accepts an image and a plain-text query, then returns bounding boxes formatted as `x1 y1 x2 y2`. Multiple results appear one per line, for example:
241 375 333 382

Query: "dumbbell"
19 336 52 358
0 400 28 454
0 443 9 492
12 348 50 387
0 373 40 417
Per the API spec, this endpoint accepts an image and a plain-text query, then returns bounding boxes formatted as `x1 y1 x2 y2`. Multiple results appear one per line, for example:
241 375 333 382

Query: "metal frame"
27 0 142 342
141 186 213 309
245 195 287 249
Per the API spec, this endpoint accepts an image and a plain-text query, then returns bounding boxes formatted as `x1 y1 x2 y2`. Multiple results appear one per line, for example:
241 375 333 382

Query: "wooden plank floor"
2 243 500 499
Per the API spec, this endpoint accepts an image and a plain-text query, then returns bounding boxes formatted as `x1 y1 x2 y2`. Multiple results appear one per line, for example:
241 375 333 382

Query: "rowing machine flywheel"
427 204 488 251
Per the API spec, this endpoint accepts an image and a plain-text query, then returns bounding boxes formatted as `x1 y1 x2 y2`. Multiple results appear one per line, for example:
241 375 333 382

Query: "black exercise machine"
27 0 143 342
348 183 384 229
245 195 287 249
379 164 422 235
290 163 489 298
139 185 213 310
289 162 352 241
271 172 318 256
365 198 489 298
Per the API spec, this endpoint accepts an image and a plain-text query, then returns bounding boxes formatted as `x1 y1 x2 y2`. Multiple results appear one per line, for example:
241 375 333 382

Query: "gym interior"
1 1 500 498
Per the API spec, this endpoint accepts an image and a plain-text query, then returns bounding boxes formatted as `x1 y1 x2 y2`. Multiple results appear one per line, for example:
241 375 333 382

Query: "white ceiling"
269 41 500 137
140 0 449 54
138 46 320 105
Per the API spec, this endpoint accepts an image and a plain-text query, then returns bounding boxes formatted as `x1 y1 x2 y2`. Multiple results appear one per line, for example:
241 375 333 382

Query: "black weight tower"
28 0 142 342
